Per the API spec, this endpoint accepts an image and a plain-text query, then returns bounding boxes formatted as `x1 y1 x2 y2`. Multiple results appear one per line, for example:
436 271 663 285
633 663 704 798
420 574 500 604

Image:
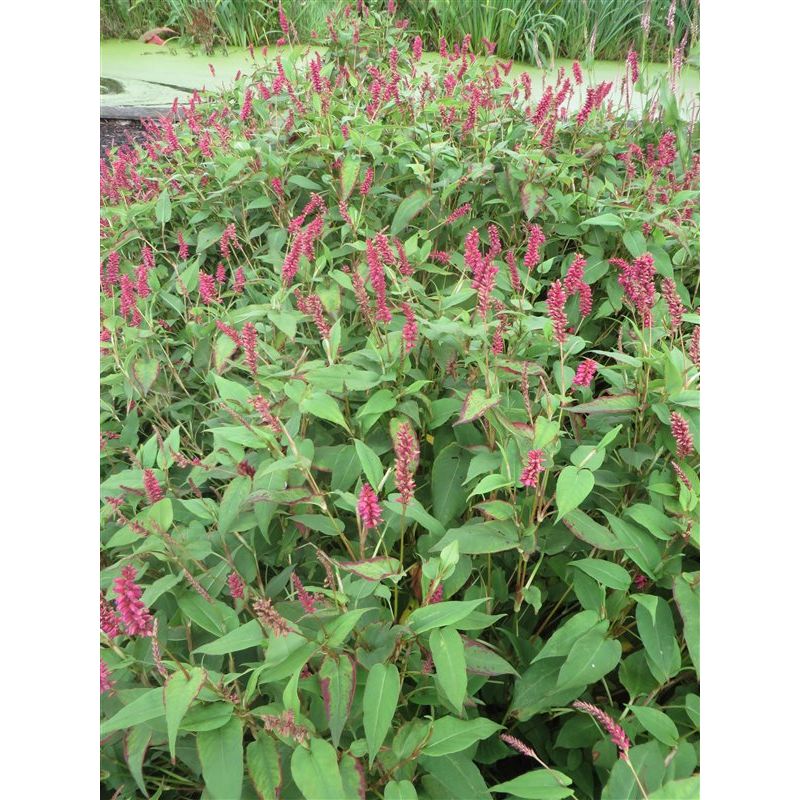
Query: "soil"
100 118 147 159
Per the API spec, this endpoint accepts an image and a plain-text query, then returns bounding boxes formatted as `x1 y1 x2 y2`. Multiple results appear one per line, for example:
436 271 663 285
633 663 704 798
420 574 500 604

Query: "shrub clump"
100 6 699 799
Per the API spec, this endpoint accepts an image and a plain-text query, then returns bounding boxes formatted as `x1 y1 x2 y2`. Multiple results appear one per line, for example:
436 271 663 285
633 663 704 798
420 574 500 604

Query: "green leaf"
319 654 356 748
464 640 519 677
408 598 487 633
165 667 206 759
386 780 419 800
155 189 172 224
132 358 159 395
490 769 574 799
556 467 595 520
291 738 348 800
340 156 361 198
629 705 679 747
649 776 700 800
302 393 350 431
581 213 624 228
419 752 492 800
634 595 680 683
455 389 501 425
431 444 470 527
563 510 620 550
194 620 265 655
197 716 243 800
100 688 165 735
321 608 371 648
511 658 585 721
354 438 384 490
673 572 700 677
557 630 621 689
356 388 397 419
422 715 502 757
433 521 519 555
290 514 344 537
569 558 631 590
218 476 251 535
246 732 281 800
364 663 401 767
430 627 468 709
566 394 639 414
605 513 661 578
197 223 224 252
602 740 665 800
177 594 234 637
336 556 401 581
124 726 152 797
391 189 430 235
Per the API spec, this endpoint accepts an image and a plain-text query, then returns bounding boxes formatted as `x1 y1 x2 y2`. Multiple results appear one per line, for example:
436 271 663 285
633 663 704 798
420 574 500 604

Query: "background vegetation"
100 0 699 63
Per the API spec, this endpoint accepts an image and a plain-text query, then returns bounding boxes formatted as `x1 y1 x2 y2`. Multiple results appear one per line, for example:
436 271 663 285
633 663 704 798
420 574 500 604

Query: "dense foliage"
100 5 700 799
100 0 699 64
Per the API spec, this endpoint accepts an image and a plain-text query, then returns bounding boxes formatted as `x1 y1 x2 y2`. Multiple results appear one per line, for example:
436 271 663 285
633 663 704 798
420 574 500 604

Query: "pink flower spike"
143 469 164 504
241 322 259 375
520 449 544 488
177 232 189 260
661 278 685 332
198 271 217 304
547 279 568 344
401 303 418 353
573 359 598 387
100 659 113 695
291 572 317 614
500 733 538 759
227 572 245 599
394 424 419 508
523 224 545 269
357 483 383 530
572 700 630 758
670 412 694 458
113 565 154 637
100 593 120 638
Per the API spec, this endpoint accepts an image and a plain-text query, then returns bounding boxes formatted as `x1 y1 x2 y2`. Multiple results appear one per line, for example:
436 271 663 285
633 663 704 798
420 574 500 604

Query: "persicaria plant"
100 4 699 799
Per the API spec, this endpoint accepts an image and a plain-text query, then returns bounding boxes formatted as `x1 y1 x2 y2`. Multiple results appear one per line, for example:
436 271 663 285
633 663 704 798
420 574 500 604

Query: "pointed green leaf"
490 769 574 799
194 620 266 656
569 558 632 590
165 667 206 759
455 389 501 425
320 654 356 748
246 731 281 800
197 716 244 800
364 663 401 767
391 189 430 235
291 737 347 800
556 467 594 520
422 715 502 757
430 627 467 709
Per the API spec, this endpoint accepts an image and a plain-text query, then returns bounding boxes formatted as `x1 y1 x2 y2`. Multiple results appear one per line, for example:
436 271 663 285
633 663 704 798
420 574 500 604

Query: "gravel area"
100 118 147 159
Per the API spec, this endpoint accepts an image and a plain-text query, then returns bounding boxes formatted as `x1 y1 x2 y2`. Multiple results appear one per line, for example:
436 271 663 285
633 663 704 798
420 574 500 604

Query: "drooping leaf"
319 654 356 748
364 663 401 767
247 732 281 800
430 627 468 709
165 667 206 759
422 715 502 757
290 738 348 800
197 716 244 800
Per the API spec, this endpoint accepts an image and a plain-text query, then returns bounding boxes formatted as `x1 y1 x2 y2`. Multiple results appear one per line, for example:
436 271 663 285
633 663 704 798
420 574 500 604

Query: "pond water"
101 39 698 116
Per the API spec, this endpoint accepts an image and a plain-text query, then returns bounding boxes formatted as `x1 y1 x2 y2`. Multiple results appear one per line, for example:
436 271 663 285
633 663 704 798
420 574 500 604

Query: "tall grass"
401 0 698 63
100 0 699 64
